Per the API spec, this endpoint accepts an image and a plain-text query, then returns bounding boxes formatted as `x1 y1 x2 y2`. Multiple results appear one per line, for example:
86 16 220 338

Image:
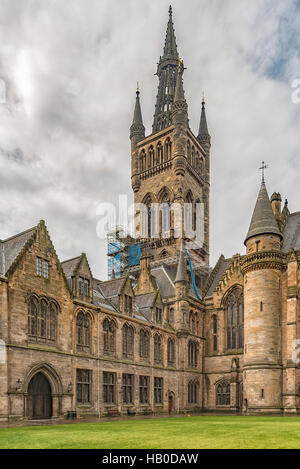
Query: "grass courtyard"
1 415 300 449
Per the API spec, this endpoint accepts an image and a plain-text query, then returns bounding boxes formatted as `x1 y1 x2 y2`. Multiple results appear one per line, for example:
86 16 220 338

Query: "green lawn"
1 415 300 449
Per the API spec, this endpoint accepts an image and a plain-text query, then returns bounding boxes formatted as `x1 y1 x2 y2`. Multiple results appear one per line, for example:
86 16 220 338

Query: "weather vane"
259 161 268 183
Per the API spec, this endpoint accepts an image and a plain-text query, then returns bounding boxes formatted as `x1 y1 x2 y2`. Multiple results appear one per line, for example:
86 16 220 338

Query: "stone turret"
241 179 284 414
172 69 188 177
130 87 145 193
174 244 189 330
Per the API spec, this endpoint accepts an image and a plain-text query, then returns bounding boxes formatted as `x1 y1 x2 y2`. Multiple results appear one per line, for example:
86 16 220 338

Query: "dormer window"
124 295 133 316
44 260 49 279
78 277 84 295
36 257 49 278
36 257 42 276
84 279 90 296
155 307 162 324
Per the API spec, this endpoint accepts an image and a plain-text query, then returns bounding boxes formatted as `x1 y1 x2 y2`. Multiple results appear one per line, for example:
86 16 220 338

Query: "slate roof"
98 278 126 298
0 227 36 276
204 257 232 298
61 256 81 278
151 265 175 298
135 293 157 322
245 182 282 244
282 212 300 252
92 280 118 312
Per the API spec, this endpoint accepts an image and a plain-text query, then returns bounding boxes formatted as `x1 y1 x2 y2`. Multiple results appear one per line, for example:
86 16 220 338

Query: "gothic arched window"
188 340 198 368
123 323 134 358
76 311 91 352
139 150 146 172
154 334 162 363
28 297 38 337
188 381 199 404
157 142 163 165
103 318 116 354
49 302 57 341
167 338 175 365
225 288 244 351
212 314 218 352
169 307 175 324
187 141 191 164
148 146 155 168
28 296 58 343
161 192 171 236
139 329 150 359
216 381 230 406
165 138 172 161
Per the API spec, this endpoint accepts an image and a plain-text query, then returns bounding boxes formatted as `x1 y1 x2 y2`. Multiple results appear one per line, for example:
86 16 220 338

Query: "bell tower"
130 6 211 276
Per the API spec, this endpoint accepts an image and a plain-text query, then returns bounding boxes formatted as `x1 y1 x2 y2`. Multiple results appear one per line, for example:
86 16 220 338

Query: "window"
226 288 244 351
188 381 199 404
154 378 163 404
103 372 116 404
36 257 42 276
169 308 175 324
154 334 162 363
140 329 150 359
76 311 91 352
28 297 38 336
36 257 50 278
167 338 175 365
155 307 162 324
212 315 218 352
188 341 198 368
78 277 84 295
84 279 90 296
44 260 49 279
122 374 134 404
122 324 134 359
103 318 115 354
139 376 150 404
28 296 58 342
76 369 92 404
216 381 230 406
124 295 133 316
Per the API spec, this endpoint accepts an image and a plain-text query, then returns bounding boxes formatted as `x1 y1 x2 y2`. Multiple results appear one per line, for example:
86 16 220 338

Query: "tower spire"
197 95 210 143
130 86 145 140
152 6 181 133
163 5 178 60
244 177 282 245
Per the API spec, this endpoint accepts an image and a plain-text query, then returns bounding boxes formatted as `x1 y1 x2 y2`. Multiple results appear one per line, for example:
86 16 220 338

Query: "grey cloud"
0 0 299 280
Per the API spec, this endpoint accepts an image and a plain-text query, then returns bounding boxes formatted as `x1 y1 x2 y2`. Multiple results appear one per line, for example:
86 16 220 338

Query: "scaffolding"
107 228 141 279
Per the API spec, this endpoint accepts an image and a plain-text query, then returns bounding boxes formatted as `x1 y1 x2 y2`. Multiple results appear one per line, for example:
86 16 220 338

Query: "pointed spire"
175 242 188 283
198 96 209 135
130 86 145 139
153 6 181 133
245 181 282 245
174 68 186 103
163 5 178 60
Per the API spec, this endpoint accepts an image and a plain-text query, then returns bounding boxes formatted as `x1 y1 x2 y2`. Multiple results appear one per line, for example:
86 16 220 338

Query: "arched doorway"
168 392 175 414
27 372 52 419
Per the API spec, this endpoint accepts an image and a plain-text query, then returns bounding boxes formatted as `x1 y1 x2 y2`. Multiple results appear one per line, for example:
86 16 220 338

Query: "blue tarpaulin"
129 243 141 266
184 248 202 301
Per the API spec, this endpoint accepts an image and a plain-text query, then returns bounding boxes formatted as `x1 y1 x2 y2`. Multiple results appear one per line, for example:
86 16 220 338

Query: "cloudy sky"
0 0 300 279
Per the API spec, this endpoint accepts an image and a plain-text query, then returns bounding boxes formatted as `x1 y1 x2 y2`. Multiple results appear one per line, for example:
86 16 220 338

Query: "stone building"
0 6 300 421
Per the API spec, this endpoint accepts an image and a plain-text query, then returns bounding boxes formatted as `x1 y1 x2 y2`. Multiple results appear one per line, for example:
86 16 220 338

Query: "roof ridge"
61 255 82 265
2 226 37 243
